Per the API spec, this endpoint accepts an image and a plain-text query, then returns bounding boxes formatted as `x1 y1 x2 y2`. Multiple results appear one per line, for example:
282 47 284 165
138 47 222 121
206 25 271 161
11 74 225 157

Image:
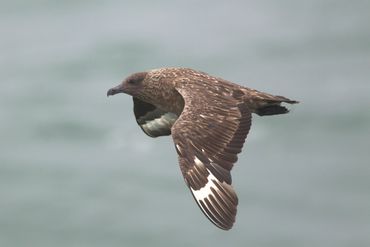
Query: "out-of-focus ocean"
1 1 369 246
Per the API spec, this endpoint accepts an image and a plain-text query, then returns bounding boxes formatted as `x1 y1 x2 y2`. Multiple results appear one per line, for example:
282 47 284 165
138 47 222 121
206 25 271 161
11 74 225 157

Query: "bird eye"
125 72 146 86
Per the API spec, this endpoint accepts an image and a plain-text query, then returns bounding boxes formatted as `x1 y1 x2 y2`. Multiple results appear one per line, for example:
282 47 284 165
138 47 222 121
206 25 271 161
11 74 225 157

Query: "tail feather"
268 96 299 105
240 88 298 116
256 104 289 116
256 97 298 116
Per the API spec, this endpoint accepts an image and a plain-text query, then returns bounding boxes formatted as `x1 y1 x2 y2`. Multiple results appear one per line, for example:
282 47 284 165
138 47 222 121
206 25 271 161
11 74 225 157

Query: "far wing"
133 97 178 137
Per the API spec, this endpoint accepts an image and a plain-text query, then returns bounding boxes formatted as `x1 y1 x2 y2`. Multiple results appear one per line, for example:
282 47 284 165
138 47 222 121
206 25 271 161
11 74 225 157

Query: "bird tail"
240 88 299 116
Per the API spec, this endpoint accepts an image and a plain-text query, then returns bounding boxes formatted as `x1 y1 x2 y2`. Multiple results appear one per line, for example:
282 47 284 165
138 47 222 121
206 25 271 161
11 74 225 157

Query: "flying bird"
107 67 298 230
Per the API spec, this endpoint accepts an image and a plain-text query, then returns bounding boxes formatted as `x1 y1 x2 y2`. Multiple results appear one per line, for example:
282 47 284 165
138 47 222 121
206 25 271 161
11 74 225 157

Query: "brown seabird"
107 67 298 230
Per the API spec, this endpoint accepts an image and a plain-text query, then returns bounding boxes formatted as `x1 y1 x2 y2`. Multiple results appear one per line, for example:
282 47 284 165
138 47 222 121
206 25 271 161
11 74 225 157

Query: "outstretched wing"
133 97 178 137
172 81 252 230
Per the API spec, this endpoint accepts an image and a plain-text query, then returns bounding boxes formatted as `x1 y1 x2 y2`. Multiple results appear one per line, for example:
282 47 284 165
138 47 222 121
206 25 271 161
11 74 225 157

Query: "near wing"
171 81 252 230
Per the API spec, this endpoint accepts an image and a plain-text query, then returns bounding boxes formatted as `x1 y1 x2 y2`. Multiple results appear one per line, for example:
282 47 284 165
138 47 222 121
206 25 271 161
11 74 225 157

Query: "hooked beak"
107 84 124 97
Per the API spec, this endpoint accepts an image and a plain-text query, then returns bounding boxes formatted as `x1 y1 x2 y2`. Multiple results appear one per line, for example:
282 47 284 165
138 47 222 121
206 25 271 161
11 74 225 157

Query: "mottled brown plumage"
107 67 298 230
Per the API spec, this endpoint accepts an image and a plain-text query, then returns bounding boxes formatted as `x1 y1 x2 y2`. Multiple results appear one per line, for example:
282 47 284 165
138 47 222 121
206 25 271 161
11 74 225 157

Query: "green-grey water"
1 1 370 246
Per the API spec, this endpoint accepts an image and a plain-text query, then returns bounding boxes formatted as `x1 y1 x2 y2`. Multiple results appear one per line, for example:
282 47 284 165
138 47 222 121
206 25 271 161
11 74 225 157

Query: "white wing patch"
194 156 203 166
190 171 219 201
190 167 237 230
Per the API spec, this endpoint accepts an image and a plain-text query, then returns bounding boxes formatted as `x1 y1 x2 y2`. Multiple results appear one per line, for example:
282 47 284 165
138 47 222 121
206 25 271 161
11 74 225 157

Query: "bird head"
107 72 148 98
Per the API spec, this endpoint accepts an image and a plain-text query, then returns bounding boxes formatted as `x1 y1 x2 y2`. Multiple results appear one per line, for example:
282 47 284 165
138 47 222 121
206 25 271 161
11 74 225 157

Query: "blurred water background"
1 0 370 246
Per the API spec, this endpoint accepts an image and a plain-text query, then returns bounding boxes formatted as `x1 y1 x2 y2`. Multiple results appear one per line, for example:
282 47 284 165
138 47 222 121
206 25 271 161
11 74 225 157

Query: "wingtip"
189 170 238 231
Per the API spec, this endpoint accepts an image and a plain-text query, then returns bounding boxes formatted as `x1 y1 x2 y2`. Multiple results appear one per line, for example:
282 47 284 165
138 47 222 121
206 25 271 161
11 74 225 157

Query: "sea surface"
1 0 369 246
